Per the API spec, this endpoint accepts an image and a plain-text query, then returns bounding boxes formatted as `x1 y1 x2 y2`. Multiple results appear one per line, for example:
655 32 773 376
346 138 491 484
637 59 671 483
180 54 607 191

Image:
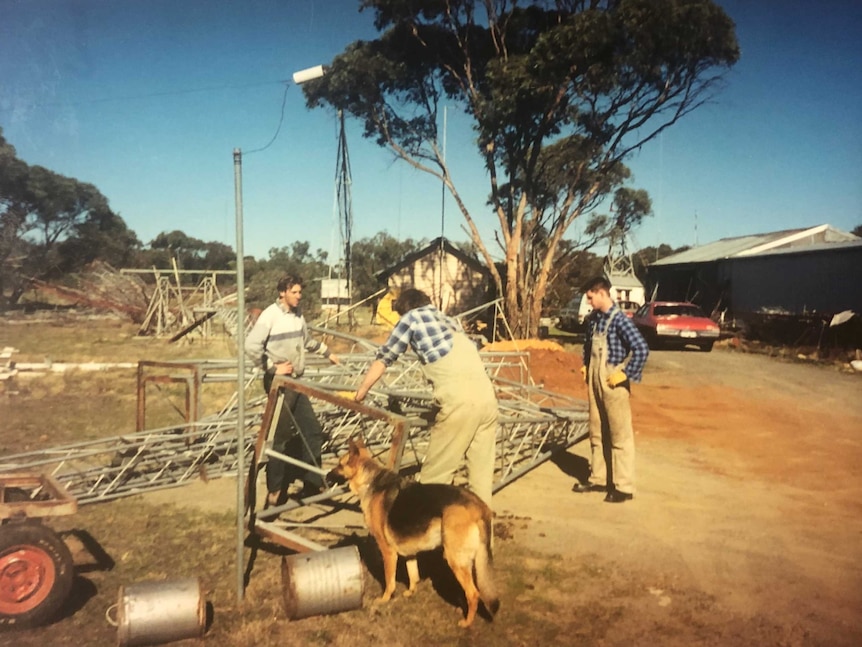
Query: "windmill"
602 225 645 306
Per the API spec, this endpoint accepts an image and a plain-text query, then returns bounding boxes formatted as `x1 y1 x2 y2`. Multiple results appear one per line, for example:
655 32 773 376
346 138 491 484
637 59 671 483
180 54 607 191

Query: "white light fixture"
292 65 325 84
232 61 325 603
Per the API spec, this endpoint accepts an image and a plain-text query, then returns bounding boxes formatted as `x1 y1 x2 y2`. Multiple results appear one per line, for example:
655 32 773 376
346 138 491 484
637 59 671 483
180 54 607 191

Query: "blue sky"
1 0 860 263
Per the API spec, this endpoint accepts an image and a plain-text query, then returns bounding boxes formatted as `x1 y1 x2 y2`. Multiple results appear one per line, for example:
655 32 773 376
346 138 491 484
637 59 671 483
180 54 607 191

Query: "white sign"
321 279 349 301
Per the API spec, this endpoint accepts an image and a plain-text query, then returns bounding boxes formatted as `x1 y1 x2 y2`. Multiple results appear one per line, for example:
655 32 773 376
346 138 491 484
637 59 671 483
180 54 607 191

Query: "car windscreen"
653 305 706 318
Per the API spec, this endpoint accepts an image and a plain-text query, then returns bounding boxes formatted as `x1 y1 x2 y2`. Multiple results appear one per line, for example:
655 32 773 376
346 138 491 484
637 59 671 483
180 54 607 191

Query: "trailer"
0 473 77 629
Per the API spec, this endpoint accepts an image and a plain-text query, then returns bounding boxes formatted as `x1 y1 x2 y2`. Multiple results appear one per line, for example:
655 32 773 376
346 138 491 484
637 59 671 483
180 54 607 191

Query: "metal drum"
110 577 205 646
281 546 364 620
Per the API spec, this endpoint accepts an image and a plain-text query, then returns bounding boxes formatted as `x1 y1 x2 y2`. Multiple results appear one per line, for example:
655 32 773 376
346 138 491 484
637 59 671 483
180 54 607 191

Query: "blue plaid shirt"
376 305 462 366
583 305 649 382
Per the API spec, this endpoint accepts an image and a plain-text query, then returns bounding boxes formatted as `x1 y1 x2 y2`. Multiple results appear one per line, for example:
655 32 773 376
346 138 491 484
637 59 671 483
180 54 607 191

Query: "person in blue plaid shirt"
572 276 649 503
354 288 498 506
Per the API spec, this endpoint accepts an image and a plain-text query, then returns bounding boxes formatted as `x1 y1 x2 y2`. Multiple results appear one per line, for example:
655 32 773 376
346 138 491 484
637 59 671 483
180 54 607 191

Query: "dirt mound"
483 338 566 352
525 347 585 396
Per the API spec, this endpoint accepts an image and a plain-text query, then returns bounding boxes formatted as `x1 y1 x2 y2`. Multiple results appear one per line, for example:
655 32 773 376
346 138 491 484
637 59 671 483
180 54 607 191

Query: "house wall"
385 249 490 314
606 278 646 305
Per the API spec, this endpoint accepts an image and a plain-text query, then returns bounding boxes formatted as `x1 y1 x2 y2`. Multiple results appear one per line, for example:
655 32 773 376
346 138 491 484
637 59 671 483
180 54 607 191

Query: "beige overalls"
418 332 498 506
586 310 636 494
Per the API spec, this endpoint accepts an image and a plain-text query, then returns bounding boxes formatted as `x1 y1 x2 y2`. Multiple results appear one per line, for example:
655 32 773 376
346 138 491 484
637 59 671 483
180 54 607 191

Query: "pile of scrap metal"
28 261 149 323
0 325 588 552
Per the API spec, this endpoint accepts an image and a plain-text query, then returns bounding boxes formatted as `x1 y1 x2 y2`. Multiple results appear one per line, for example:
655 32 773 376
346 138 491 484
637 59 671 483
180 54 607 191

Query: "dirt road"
4 329 859 646
127 344 862 645
494 345 862 645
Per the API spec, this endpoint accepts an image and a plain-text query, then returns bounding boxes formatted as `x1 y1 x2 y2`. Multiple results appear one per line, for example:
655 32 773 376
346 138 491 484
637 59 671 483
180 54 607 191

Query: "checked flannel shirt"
375 304 463 366
583 303 649 382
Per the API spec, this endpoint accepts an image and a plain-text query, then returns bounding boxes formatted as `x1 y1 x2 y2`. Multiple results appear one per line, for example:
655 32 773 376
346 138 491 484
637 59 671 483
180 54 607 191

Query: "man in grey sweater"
246 274 339 504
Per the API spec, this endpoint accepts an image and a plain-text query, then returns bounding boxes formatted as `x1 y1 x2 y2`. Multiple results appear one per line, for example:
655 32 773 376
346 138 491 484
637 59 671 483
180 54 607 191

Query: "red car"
632 301 720 352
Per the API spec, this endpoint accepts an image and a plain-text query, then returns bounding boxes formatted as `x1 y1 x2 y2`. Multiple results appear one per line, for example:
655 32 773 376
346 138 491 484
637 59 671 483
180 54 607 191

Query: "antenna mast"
335 110 353 304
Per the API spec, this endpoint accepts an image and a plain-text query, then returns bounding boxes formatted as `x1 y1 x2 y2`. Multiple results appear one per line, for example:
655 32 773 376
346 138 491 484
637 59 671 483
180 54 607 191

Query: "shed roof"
731 238 862 259
377 236 490 281
607 273 644 289
651 224 858 266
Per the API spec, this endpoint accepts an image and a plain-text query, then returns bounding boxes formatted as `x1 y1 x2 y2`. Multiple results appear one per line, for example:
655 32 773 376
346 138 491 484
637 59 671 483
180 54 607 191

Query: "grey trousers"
263 372 324 493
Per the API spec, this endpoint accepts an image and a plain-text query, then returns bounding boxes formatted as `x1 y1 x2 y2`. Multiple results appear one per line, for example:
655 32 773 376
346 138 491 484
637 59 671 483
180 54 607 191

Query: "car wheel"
0 522 74 629
699 341 714 352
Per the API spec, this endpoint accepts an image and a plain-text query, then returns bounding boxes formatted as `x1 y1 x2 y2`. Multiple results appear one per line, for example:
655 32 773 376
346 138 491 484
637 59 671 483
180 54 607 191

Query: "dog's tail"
476 513 500 617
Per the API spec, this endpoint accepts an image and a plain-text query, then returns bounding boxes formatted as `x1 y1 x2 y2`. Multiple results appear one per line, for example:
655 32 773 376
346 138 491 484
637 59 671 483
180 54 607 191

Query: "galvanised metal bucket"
109 577 205 646
281 546 364 620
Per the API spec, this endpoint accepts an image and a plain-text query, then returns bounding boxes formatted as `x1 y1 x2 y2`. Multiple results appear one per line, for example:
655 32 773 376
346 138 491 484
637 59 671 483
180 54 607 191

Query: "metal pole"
231 65 323 599
441 105 447 240
438 106 447 310
233 147 246 602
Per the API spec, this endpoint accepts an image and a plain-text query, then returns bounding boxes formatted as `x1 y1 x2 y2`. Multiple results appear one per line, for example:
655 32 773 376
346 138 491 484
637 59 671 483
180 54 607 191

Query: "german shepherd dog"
327 437 499 627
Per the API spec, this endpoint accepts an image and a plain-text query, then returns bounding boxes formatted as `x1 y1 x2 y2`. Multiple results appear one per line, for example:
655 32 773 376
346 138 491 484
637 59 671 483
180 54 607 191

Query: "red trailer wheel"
0 523 73 629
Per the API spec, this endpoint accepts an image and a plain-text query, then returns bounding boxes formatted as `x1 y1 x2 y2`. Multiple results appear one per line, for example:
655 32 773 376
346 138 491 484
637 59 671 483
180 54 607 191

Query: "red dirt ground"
491 344 862 645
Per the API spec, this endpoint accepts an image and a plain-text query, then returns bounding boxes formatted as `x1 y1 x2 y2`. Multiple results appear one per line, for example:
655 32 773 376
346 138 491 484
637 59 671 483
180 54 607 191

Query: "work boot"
604 490 634 503
572 482 606 493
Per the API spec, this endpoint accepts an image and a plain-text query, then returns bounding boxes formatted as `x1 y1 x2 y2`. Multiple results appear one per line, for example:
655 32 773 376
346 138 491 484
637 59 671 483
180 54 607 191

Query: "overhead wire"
242 82 291 155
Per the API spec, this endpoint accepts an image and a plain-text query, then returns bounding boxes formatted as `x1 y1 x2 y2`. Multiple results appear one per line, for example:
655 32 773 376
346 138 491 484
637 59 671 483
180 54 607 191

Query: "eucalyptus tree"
0 129 138 303
302 0 739 336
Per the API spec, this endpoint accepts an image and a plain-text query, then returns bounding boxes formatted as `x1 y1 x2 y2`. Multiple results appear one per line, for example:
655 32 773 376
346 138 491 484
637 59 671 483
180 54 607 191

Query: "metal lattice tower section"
122 266 237 339
335 109 354 302
0 327 588 551
604 226 638 278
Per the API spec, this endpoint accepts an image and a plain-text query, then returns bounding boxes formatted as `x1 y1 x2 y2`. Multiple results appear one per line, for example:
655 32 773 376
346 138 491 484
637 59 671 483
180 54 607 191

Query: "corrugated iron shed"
652 224 857 266
646 224 862 322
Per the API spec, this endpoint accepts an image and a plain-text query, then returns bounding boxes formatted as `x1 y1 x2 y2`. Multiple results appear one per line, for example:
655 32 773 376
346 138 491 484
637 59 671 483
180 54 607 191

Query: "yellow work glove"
606 369 628 388
580 366 587 382
335 390 357 400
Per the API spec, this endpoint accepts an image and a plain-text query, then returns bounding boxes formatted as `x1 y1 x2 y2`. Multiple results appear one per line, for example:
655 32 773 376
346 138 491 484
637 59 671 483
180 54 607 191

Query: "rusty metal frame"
246 377 411 552
1 326 589 556
136 359 242 432
243 367 589 553
136 361 200 432
0 473 78 521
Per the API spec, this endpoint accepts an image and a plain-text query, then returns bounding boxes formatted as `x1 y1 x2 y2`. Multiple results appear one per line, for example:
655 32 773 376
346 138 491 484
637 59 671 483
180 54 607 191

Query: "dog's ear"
348 435 366 458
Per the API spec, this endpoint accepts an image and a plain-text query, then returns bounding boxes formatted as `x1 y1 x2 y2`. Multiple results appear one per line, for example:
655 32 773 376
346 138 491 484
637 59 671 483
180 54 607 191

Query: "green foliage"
0 129 238 303
544 242 603 314
632 242 689 282
0 128 141 303
350 231 423 300
137 230 237 279
244 242 332 314
304 0 739 337
57 209 140 272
